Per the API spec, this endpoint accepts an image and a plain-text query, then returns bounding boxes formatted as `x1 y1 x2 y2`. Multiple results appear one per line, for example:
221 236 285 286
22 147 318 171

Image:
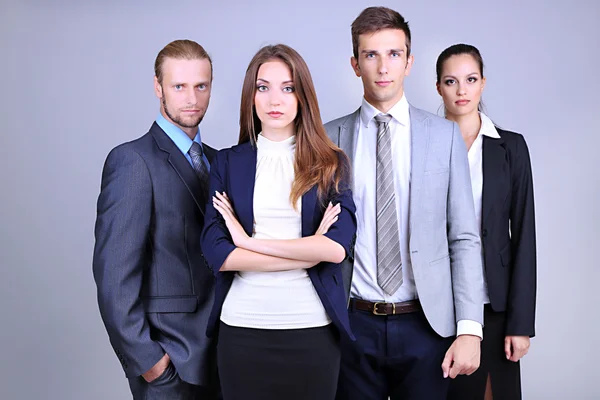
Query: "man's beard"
162 95 205 129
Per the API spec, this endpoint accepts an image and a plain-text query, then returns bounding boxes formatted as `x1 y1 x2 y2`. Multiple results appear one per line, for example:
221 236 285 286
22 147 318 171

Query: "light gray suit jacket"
325 105 485 337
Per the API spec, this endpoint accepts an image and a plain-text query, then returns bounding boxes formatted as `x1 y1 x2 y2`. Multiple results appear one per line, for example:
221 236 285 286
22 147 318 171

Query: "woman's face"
437 54 486 118
254 60 298 137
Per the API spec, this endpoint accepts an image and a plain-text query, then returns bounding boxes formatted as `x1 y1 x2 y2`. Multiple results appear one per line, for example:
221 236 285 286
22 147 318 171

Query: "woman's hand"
212 191 250 248
316 202 341 235
505 336 530 362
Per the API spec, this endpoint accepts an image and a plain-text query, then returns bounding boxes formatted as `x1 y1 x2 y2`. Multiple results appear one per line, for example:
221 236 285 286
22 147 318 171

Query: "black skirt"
217 322 341 400
448 305 522 400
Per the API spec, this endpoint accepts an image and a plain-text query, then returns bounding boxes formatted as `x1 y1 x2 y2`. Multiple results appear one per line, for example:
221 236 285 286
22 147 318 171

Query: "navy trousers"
336 301 453 400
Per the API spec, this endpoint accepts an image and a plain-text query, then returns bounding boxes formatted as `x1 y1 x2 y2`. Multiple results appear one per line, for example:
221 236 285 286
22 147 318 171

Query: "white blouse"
220 134 331 329
467 112 501 304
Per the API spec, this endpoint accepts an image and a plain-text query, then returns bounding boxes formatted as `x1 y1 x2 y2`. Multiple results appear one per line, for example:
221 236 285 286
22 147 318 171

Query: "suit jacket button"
482 229 488 237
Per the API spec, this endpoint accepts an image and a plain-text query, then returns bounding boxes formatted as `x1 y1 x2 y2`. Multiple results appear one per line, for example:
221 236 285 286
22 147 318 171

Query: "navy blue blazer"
200 141 357 341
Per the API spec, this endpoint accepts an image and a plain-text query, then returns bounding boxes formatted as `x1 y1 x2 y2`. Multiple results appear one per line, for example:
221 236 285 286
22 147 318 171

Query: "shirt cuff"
457 320 483 340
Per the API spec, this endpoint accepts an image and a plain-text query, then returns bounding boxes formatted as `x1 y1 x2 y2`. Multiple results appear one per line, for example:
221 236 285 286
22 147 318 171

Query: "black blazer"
93 122 217 385
482 127 536 337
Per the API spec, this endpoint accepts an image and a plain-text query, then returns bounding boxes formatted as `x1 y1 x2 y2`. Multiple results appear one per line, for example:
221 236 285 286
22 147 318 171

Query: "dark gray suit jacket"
93 122 217 386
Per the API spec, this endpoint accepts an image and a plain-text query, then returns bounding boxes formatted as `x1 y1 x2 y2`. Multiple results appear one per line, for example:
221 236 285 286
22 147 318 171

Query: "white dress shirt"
467 112 502 305
351 96 482 338
220 134 330 329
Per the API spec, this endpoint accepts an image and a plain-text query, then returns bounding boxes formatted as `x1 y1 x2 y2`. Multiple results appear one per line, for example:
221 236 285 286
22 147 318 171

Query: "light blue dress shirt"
156 113 210 169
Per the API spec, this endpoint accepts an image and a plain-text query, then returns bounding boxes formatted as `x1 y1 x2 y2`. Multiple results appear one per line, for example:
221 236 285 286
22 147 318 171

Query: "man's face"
154 57 212 134
351 28 413 112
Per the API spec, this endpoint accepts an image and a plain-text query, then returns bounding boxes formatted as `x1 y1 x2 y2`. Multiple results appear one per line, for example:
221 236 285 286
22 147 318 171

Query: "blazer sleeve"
323 157 357 258
92 146 164 377
506 134 537 337
446 122 485 325
200 151 237 274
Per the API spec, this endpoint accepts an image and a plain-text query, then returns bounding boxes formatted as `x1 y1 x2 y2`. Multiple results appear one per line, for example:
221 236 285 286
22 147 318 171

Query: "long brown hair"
238 44 350 206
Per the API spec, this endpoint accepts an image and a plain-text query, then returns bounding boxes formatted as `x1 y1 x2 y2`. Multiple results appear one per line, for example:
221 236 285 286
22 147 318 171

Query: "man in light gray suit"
325 7 485 399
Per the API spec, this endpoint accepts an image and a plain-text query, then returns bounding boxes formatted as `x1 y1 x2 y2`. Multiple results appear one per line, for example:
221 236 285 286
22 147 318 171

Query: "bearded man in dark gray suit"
93 39 218 400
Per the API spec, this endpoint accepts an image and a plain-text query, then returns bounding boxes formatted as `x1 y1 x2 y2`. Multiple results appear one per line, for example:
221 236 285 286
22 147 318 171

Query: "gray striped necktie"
189 142 210 198
375 113 403 296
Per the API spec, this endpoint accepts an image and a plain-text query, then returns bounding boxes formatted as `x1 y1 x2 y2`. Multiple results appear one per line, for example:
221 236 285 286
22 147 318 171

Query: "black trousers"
217 322 341 400
448 305 522 400
128 362 219 400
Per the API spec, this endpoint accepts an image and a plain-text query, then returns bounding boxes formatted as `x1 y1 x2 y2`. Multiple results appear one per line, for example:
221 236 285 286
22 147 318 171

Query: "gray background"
1 0 598 398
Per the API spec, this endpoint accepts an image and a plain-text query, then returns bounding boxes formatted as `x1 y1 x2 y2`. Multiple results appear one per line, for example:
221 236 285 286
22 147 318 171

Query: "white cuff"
457 319 483 340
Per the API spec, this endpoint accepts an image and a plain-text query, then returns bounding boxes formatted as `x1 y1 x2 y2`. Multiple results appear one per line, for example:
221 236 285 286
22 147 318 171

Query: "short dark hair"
351 7 412 59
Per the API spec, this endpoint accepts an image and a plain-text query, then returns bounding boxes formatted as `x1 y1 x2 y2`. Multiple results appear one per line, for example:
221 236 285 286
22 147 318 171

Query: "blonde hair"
154 39 212 84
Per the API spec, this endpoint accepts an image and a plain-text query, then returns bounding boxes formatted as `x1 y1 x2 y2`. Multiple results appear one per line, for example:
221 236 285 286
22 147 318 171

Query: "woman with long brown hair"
200 44 357 400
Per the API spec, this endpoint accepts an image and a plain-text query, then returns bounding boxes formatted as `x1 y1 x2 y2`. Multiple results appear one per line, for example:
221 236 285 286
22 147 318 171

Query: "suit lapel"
408 106 430 228
482 135 506 226
229 142 257 236
150 123 206 215
337 108 360 164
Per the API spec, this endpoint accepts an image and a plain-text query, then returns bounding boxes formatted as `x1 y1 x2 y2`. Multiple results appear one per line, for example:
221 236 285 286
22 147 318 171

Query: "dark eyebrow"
442 75 457 80
256 79 294 85
361 49 405 55
442 72 480 80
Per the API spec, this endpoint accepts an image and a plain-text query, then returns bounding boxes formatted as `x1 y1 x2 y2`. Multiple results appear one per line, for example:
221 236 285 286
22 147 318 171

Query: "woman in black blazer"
436 44 536 400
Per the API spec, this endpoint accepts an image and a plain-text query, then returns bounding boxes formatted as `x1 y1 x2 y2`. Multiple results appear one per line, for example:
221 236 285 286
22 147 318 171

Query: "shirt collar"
156 113 202 155
360 95 410 128
479 112 501 139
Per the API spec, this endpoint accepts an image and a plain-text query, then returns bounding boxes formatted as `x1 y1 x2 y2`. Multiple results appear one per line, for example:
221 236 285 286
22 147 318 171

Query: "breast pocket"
423 168 449 175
